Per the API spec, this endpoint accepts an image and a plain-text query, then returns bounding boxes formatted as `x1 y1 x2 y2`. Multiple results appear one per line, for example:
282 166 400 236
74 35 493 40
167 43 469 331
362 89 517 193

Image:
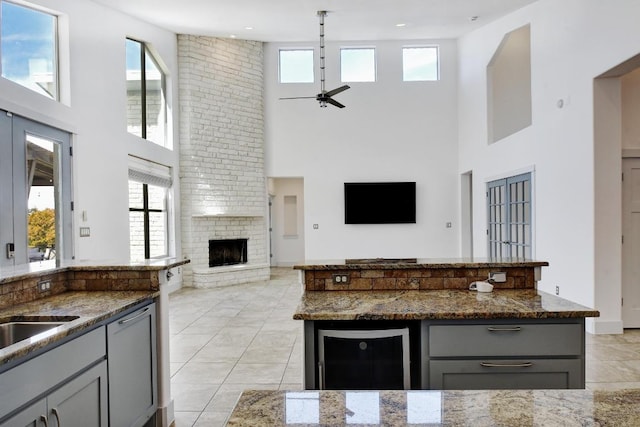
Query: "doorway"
622 158 640 327
0 111 72 267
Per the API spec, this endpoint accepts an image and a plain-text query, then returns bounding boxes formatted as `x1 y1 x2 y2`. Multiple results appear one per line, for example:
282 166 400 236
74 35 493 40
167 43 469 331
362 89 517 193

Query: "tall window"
0 0 58 99
128 158 171 261
487 173 532 258
126 39 167 147
403 47 439 81
279 49 314 83
341 48 376 82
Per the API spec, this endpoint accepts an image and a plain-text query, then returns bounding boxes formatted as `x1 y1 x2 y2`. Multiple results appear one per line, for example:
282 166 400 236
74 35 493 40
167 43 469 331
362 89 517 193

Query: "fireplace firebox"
209 239 248 267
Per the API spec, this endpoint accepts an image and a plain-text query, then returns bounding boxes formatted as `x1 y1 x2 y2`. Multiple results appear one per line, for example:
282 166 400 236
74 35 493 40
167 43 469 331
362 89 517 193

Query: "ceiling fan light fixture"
278 10 350 109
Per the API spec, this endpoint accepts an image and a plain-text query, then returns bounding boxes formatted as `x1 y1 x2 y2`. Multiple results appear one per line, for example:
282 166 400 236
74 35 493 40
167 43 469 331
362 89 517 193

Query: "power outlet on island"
38 280 51 292
332 273 350 285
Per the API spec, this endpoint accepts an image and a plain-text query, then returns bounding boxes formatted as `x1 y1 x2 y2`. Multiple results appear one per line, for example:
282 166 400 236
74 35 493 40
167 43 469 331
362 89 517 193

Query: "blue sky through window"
1 0 56 98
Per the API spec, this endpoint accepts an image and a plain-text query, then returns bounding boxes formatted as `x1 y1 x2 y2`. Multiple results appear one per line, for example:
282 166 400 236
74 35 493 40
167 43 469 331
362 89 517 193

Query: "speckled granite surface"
0 290 156 367
226 389 640 426
0 258 189 284
293 289 600 320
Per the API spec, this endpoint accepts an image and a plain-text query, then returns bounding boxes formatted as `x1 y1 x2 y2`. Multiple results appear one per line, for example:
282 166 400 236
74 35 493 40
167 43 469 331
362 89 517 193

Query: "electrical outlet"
555 286 560 295
489 272 507 283
38 280 51 292
332 273 349 284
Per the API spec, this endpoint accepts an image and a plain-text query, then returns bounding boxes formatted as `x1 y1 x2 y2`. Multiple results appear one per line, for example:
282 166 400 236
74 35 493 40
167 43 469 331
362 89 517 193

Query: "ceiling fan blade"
324 85 350 98
324 97 346 109
279 96 318 100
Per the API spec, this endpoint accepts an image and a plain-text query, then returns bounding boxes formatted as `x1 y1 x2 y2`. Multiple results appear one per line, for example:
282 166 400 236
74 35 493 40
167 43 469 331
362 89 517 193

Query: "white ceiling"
92 0 538 42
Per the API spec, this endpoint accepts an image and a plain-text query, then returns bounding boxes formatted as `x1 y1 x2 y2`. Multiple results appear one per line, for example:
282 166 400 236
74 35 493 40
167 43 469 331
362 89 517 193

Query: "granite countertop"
293 289 600 321
226 389 640 426
0 290 156 368
293 258 549 270
0 258 189 284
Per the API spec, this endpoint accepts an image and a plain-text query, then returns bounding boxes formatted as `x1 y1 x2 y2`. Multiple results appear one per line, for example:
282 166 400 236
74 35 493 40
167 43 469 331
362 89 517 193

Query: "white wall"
0 0 181 263
264 39 459 260
458 0 640 332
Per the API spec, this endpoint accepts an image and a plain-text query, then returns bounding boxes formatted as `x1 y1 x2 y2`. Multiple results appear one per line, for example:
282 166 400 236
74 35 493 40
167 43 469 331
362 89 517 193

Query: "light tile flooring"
169 268 640 426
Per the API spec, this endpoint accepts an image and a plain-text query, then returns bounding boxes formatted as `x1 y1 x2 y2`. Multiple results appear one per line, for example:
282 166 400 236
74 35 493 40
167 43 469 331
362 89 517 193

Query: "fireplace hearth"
209 238 248 267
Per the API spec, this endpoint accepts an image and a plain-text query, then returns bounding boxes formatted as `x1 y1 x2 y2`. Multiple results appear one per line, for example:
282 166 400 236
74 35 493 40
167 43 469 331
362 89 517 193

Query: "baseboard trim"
156 399 175 427
586 318 623 335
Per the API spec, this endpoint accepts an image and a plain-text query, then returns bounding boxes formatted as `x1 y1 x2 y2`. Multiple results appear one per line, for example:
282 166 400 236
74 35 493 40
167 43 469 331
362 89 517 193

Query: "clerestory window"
126 38 167 147
341 48 376 83
402 47 439 81
279 49 314 83
0 0 58 99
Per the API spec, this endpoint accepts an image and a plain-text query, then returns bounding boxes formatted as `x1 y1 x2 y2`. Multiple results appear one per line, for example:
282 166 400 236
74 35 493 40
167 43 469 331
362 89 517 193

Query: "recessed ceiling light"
230 34 237 38
245 26 254 30
396 23 407 27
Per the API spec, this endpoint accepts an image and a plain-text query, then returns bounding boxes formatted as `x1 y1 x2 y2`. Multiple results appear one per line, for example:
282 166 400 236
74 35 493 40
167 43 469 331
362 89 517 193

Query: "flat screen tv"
344 182 416 224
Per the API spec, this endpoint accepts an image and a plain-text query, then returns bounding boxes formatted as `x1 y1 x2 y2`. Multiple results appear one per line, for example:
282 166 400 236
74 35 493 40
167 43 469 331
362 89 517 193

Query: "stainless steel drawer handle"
52 408 61 426
40 415 49 427
480 362 533 368
118 306 150 325
487 327 522 332
318 362 324 390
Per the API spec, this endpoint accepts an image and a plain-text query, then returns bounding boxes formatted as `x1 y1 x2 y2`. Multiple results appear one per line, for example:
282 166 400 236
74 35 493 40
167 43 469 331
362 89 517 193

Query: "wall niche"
487 24 532 143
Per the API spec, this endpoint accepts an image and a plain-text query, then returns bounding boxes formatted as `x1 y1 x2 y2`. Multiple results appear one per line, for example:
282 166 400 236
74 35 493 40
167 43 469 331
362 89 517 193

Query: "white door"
622 158 640 328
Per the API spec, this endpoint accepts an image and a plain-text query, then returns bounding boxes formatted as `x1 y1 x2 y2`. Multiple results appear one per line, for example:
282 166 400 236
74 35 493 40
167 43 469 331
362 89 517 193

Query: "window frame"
0 0 59 100
402 46 440 82
129 182 167 260
340 47 377 83
278 48 315 83
126 38 167 147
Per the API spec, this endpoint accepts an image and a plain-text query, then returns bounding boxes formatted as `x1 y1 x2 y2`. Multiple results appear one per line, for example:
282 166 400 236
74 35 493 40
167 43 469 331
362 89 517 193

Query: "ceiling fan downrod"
318 10 327 107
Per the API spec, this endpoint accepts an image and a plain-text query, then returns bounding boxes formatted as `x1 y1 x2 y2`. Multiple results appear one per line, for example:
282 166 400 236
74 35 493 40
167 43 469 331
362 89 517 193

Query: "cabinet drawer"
429 323 582 357
429 358 583 389
0 326 106 420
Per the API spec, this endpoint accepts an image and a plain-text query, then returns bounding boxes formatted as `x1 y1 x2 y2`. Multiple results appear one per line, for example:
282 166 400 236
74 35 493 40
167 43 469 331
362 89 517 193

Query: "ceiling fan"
280 10 350 108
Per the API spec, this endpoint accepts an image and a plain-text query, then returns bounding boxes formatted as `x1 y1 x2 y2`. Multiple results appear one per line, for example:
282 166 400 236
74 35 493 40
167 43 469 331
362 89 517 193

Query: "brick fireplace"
178 35 270 288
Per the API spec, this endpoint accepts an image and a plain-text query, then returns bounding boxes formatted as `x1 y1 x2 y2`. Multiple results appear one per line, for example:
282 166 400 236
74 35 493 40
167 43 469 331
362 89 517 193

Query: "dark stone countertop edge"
292 310 601 321
293 258 549 270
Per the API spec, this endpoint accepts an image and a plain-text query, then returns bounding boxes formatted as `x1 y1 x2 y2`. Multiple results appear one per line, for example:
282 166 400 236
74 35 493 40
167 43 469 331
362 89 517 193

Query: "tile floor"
169 267 640 426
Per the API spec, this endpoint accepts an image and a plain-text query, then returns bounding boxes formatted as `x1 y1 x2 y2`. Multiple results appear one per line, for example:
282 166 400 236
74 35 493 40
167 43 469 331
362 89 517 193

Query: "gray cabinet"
0 327 107 424
45 361 108 427
0 329 108 427
423 319 585 389
107 302 157 427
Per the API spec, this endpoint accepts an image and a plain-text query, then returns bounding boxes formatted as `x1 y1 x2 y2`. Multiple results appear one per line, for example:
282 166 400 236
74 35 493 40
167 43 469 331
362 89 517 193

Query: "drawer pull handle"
119 306 150 325
481 362 533 368
40 415 49 427
487 327 522 332
318 362 324 390
52 408 61 426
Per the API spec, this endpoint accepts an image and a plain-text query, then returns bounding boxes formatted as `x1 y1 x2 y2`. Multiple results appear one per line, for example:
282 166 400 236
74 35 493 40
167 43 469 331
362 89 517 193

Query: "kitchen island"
293 259 599 390
227 388 640 426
